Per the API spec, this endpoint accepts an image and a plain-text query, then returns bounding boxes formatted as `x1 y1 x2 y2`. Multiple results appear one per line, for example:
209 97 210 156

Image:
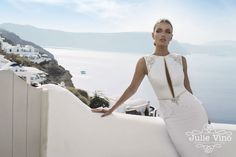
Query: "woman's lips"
160 38 166 42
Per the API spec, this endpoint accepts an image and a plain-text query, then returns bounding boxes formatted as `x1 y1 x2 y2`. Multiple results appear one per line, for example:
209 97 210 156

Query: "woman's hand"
91 108 113 117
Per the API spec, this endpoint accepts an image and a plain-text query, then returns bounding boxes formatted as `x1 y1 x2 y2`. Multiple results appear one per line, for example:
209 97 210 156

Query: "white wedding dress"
144 53 209 157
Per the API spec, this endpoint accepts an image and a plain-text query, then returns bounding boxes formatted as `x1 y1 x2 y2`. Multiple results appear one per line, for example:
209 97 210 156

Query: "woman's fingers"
91 108 107 113
91 108 102 112
91 108 100 112
101 111 111 117
91 108 112 117
91 108 113 118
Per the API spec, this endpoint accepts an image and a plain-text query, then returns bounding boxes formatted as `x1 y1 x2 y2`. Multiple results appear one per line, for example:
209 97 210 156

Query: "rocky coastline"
0 29 93 105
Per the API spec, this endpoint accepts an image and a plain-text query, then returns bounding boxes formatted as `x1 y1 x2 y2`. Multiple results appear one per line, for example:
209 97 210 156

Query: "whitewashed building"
0 35 51 64
0 61 47 84
0 54 11 68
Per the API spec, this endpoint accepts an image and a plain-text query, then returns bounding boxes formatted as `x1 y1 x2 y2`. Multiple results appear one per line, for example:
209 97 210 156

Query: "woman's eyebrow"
165 28 172 32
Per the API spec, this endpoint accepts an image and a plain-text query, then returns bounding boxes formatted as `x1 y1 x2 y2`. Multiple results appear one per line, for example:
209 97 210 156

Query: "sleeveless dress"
144 53 209 157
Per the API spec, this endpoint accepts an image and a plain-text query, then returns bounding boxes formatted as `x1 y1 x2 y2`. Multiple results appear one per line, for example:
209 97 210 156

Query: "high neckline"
151 53 171 57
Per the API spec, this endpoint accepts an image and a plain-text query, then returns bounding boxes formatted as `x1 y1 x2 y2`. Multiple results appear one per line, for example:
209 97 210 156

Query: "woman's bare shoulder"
136 56 148 74
181 55 187 63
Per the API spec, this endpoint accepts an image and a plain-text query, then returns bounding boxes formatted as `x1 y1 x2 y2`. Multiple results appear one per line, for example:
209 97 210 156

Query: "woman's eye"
165 30 171 34
156 29 161 33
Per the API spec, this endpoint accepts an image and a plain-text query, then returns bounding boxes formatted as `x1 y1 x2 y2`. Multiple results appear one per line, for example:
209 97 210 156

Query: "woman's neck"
154 46 169 56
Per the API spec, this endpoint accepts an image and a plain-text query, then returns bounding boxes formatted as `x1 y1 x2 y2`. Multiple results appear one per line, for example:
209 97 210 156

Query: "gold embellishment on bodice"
145 55 155 72
169 53 182 65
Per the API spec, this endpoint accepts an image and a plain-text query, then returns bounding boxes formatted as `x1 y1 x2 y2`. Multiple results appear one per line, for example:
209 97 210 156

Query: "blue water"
187 54 236 124
46 48 236 124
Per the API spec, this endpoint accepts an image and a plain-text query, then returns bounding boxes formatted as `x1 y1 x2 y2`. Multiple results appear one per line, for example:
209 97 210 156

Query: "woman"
92 19 209 157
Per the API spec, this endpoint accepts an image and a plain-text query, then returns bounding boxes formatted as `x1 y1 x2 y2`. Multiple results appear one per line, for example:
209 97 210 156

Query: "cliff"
0 28 54 59
0 28 74 87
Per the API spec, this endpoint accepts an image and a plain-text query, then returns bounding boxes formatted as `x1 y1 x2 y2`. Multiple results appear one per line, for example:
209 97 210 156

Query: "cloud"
9 0 66 5
8 0 142 19
5 0 236 43
74 0 141 19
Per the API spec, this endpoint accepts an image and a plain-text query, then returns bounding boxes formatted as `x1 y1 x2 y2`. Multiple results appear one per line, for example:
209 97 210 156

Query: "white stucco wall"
0 69 235 157
43 84 236 157
0 70 48 157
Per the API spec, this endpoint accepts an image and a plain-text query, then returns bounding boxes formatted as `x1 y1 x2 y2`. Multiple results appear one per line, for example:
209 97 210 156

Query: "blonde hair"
153 19 173 33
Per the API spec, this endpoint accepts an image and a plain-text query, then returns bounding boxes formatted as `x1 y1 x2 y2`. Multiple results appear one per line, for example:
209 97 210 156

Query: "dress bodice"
144 53 186 100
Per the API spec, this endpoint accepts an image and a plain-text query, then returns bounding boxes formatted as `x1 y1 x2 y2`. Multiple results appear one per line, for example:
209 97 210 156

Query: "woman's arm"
92 57 147 117
182 56 193 94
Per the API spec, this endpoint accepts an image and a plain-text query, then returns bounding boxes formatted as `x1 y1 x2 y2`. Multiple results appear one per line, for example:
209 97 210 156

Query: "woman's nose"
161 33 166 37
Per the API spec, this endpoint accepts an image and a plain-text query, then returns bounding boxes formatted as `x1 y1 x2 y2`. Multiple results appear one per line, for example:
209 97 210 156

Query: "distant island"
1 23 236 56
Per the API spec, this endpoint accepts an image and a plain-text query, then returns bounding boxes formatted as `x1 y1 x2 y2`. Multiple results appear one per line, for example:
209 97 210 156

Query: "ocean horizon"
45 47 236 124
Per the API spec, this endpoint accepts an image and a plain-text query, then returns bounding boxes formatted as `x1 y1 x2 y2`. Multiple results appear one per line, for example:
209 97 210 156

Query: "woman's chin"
156 43 168 47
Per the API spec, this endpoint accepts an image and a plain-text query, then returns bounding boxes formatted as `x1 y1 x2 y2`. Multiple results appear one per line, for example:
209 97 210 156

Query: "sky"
0 0 236 44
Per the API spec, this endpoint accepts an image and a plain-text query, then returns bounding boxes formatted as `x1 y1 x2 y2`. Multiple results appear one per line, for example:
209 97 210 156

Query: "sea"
45 47 236 124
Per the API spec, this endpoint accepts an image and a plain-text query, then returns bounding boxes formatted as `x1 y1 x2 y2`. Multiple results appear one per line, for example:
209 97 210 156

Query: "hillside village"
0 30 74 89
0 33 53 85
0 30 94 107
0 33 52 85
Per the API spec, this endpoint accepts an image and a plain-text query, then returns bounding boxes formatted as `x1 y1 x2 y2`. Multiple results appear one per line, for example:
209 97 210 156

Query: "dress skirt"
159 90 210 157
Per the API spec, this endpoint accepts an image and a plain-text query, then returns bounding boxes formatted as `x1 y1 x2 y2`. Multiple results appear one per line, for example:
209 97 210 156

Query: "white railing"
0 70 48 157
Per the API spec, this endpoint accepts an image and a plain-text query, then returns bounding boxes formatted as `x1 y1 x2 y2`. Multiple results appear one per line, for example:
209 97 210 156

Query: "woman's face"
152 22 173 47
